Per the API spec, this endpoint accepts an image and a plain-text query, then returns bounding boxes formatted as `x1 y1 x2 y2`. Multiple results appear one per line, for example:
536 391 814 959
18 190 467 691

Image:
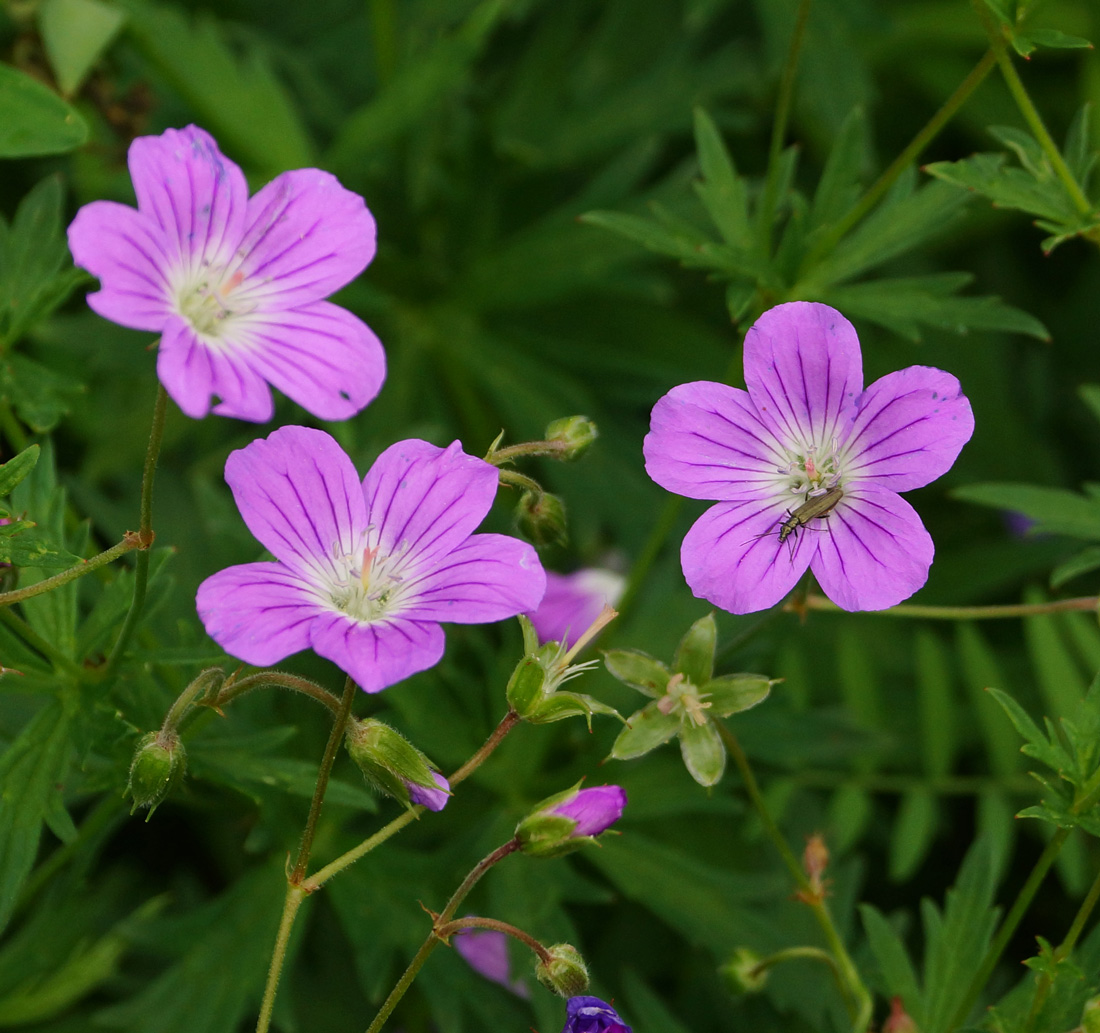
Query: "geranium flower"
196 426 546 692
526 568 626 648
453 927 530 998
67 125 385 422
563 997 632 1033
644 301 973 613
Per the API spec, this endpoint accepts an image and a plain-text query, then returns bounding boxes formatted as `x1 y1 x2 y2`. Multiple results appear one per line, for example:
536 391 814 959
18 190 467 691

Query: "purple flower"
196 426 546 692
407 771 450 812
453 927 530 998
516 784 626 857
550 785 627 837
527 568 626 648
67 125 385 422
644 302 974 613
563 997 632 1033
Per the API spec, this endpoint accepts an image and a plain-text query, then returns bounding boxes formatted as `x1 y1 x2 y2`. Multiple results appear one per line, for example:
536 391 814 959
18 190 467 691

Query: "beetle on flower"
68 125 385 422
643 301 974 613
196 426 546 692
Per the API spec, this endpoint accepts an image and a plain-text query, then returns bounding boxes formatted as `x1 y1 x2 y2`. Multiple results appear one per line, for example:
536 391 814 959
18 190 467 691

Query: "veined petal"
128 126 248 274
67 202 173 331
400 533 545 623
234 169 376 310
362 440 500 565
233 301 386 421
157 317 274 422
743 301 863 449
644 381 786 500
308 612 444 693
222 425 368 577
842 365 975 491
680 498 815 614
810 488 933 610
196 561 321 665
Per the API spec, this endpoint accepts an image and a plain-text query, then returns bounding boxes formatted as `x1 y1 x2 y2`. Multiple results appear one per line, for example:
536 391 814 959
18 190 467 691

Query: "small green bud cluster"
535 943 589 997
127 730 187 819
720 948 768 995
544 416 598 462
515 490 567 549
345 718 450 812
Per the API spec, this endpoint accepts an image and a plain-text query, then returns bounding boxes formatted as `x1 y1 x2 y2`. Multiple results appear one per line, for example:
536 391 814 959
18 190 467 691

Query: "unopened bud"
127 730 186 819
516 784 626 858
720 947 768 995
882 997 918 1033
801 833 830 900
545 416 598 462
506 652 549 717
345 718 450 812
535 943 589 997
515 491 567 549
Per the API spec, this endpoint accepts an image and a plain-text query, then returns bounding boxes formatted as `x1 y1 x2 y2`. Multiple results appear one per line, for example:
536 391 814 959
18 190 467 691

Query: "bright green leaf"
0 64 87 157
38 0 126 96
0 446 39 499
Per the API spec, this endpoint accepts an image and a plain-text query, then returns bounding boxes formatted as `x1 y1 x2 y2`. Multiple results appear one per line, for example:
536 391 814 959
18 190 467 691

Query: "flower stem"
487 440 573 465
364 839 521 1033
716 720 872 1033
435 915 553 965
0 532 146 609
104 383 168 680
210 670 344 716
792 592 1098 620
255 884 306 1033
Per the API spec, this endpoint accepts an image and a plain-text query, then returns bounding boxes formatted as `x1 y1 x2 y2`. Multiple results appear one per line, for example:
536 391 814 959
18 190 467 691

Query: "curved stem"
716 720 872 1033
211 670 344 716
435 915 553 965
104 383 168 679
792 592 1097 620
487 440 571 465
0 532 145 608
163 668 225 733
447 710 520 788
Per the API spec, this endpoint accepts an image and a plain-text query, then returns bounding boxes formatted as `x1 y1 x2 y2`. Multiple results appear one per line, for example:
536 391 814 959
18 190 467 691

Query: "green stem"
435 915 552 965
976 2 1093 217
211 671 344 716
794 592 1097 620
613 496 683 626
162 668 225 733
801 47 997 273
364 839 521 1033
487 440 571 465
0 606 83 677
749 945 840 982
716 720 872 1033
255 884 306 1033
446 710 520 788
104 383 168 679
757 0 813 255
0 399 28 454
0 532 145 609
949 827 1070 1029
496 468 542 494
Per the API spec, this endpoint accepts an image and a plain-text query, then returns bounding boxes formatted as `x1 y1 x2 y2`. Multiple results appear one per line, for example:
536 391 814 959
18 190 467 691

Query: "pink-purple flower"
563 997 632 1033
67 125 385 422
527 568 626 648
549 785 626 837
644 301 974 613
196 426 546 692
453 927 530 998
408 771 450 812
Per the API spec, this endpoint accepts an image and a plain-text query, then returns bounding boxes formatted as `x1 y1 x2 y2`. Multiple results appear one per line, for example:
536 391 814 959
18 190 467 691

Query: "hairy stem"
792 592 1098 620
211 670 345 716
435 915 553 965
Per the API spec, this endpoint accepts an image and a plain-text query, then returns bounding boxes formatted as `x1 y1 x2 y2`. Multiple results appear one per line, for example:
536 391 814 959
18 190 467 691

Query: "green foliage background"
2 1 1100 1031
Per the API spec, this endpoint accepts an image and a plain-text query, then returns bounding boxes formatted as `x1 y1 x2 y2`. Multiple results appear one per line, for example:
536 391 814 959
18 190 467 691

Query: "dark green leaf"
38 0 127 96
859 905 923 1026
889 790 938 882
705 674 772 718
0 446 39 499
692 107 752 250
953 483 1100 541
809 106 867 232
0 64 87 157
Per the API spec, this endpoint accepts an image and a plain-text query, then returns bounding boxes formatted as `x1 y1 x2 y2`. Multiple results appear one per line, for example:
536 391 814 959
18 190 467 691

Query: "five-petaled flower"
196 426 546 692
67 125 385 422
562 997 632 1033
644 301 974 613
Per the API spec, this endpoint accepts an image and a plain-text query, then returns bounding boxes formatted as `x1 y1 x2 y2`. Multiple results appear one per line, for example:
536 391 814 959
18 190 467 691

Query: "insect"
775 486 844 550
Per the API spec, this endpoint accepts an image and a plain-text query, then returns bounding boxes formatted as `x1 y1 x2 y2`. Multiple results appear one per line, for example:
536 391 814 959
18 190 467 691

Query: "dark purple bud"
551 785 626 837
407 771 450 812
563 997 632 1033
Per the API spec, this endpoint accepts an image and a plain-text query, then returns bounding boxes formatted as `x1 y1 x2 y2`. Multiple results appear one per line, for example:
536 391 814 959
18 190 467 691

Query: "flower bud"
506 652 549 717
535 943 589 998
719 947 768 995
545 416 598 462
345 718 450 812
127 730 186 819
516 784 626 858
515 491 567 549
562 996 632 1033
882 997 918 1033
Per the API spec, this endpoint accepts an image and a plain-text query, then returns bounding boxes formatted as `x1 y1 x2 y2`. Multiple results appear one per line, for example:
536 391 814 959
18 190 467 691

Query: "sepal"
345 718 450 812
535 943 589 997
127 730 186 819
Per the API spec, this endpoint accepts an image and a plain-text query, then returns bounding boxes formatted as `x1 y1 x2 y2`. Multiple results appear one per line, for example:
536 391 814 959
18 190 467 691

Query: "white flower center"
175 263 252 341
328 539 412 622
776 438 845 500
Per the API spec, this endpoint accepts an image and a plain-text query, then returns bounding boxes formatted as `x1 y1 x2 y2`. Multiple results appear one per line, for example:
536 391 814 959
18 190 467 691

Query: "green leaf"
859 905 923 1026
809 106 867 232
1063 105 1097 188
610 703 680 760
38 0 126 96
956 625 1022 777
985 687 1068 776
916 631 956 778
953 482 1100 541
525 691 621 727
0 64 87 157
889 790 938 882
1024 594 1090 722
679 719 725 786
1014 28 1093 56
827 784 872 853
0 703 72 934
1050 546 1100 589
692 107 752 250
0 446 39 499
602 649 670 697
672 613 716 686
925 152 1074 223
0 354 85 433
705 674 772 718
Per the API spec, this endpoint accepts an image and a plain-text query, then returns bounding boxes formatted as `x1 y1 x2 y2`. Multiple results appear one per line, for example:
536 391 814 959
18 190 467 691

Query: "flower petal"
400 533 545 623
222 425 368 577
842 365 975 491
128 125 248 274
157 317 274 421
810 487 934 610
196 561 320 665
234 169 376 310
307 612 444 693
743 301 863 449
680 498 815 614
362 440 500 565
233 301 386 421
644 381 786 500
67 202 173 331
527 568 625 647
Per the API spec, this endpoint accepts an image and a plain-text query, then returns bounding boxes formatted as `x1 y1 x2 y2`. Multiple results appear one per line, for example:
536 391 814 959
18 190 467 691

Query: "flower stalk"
793 592 1099 620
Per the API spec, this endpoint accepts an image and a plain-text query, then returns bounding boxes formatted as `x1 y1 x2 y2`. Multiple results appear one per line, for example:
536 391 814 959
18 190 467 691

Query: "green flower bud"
515 491 567 549
506 653 548 717
545 416 598 462
535 943 589 997
516 783 626 858
719 948 768 995
127 730 186 819
345 718 450 812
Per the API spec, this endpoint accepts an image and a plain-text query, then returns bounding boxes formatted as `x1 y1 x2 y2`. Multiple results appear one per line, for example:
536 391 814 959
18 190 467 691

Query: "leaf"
0 446 39 499
1013 28 1093 57
37 0 127 96
985 687 1069 777
953 483 1100 541
692 107 752 250
0 354 85 434
0 702 72 934
809 106 867 232
916 631 956 778
1050 547 1100 589
889 791 938 882
826 784 872 854
859 904 923 1026
0 64 87 157
925 152 1074 223
1024 593 1090 722
955 625 1021 777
